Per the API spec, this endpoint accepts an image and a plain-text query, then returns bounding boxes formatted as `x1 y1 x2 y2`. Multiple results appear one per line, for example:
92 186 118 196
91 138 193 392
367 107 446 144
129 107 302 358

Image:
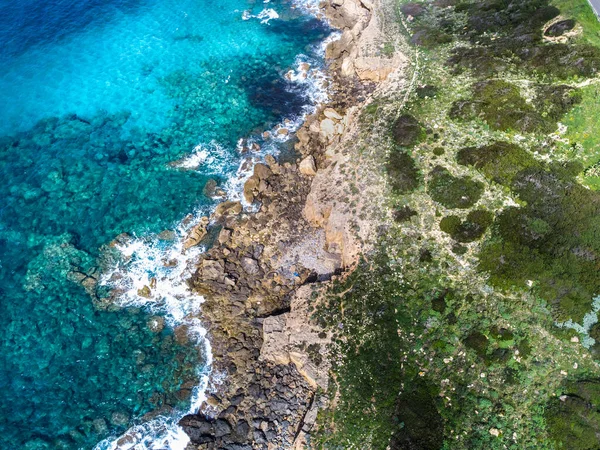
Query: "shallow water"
0 0 329 448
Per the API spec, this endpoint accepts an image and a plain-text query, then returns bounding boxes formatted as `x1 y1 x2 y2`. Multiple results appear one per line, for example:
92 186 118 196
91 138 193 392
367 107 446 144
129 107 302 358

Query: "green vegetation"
315 0 600 448
546 380 600 449
427 165 484 209
478 160 600 323
439 209 493 242
450 81 582 133
387 147 421 194
391 114 425 147
456 142 540 185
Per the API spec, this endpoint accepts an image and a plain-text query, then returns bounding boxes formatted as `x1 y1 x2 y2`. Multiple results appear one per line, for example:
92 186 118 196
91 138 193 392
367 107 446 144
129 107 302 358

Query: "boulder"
253 163 272 180
265 154 280 172
183 217 210 250
323 108 343 120
319 118 336 140
214 201 242 220
218 228 232 244
243 176 259 203
299 156 317 176
147 316 165 333
296 128 311 147
137 285 152 298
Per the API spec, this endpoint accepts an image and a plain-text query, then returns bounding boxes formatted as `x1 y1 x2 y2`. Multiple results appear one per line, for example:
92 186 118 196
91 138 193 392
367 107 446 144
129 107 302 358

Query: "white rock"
324 108 343 120
319 118 336 139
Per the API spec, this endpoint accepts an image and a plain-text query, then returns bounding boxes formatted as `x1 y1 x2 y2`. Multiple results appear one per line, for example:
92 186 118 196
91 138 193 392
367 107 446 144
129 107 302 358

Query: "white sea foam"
94 213 213 450
242 8 279 24
174 140 232 174
290 0 323 15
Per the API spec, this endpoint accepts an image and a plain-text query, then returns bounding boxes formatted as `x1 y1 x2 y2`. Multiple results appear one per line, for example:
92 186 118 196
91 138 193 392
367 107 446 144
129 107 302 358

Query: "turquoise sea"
0 0 330 448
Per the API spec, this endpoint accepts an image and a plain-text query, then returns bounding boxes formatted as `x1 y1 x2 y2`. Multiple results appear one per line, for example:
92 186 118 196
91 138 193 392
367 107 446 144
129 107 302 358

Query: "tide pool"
0 0 330 448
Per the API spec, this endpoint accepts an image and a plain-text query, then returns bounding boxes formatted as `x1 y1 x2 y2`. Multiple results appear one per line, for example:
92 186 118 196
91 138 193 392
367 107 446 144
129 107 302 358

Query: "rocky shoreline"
178 0 407 448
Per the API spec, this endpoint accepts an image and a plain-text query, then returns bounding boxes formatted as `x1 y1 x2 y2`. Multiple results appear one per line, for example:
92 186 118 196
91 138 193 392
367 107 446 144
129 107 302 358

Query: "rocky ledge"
179 0 406 448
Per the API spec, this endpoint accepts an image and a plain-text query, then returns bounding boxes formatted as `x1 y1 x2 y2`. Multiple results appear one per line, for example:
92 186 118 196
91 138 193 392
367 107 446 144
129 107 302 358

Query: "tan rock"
277 128 289 136
308 120 321 134
258 179 269 193
265 154 279 170
323 108 343 121
354 56 395 82
183 216 210 250
296 127 311 147
214 201 242 220
243 175 259 203
299 155 317 176
319 118 336 140
218 228 231 244
202 259 224 282
137 285 152 298
253 163 273 180
241 256 260 275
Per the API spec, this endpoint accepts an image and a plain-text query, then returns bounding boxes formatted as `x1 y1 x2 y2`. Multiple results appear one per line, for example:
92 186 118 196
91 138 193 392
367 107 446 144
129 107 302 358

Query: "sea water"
0 0 330 448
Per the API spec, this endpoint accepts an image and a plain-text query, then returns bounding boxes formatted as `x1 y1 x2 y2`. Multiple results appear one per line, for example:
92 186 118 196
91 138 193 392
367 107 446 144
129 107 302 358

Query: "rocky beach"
176 0 407 447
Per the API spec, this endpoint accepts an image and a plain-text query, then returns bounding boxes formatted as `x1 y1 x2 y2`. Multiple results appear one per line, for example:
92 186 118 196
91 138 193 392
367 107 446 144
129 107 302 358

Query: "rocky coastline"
177 0 407 448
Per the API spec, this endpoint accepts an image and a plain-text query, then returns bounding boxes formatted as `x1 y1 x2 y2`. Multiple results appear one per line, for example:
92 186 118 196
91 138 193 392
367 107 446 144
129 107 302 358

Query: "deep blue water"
0 0 329 448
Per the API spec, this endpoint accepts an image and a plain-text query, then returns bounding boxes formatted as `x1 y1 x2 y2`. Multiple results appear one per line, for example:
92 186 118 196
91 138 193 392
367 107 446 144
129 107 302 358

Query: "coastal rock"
147 316 165 333
241 257 260 275
218 228 232 244
297 127 311 147
319 118 336 141
243 176 259 203
323 108 343 120
265 154 280 173
260 286 331 390
354 56 395 81
137 285 152 298
183 216 210 250
203 178 218 197
299 155 317 176
253 163 273 180
214 201 243 220
202 259 225 282
180 0 392 447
